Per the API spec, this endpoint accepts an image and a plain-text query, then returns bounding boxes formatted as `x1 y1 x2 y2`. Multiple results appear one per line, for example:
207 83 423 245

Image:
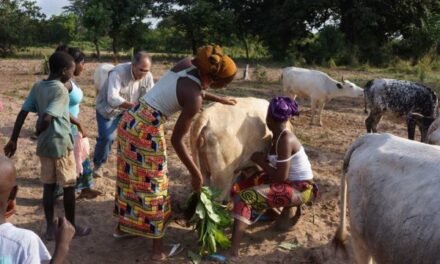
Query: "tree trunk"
189 28 197 55
93 38 101 60
238 25 251 80
339 0 355 45
243 64 250 80
112 36 118 63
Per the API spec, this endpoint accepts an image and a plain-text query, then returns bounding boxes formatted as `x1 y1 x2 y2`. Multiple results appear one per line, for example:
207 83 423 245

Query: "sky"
35 0 68 17
34 0 161 27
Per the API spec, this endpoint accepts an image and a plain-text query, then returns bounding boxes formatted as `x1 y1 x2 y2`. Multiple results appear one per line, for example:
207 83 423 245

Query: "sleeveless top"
142 65 201 117
267 129 314 181
69 80 83 136
69 80 83 118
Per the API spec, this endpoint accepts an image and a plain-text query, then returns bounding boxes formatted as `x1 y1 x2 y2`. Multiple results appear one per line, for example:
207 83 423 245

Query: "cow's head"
336 78 364 98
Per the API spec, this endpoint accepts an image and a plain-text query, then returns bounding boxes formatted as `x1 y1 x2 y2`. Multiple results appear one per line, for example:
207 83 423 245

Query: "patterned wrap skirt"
114 100 171 238
232 173 315 225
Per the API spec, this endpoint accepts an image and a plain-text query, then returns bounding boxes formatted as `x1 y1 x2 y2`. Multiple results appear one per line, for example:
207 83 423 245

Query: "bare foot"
273 206 301 231
44 223 55 241
74 225 92 238
150 252 166 262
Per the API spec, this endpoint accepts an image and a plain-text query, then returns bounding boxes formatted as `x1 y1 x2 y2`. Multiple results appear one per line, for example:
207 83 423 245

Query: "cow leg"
351 233 374 264
419 125 428 143
310 99 317 125
317 101 326 127
365 111 382 133
406 115 416 140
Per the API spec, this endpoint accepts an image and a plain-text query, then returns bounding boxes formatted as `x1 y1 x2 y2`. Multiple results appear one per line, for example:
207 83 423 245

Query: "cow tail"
435 93 439 118
333 136 366 254
364 93 368 114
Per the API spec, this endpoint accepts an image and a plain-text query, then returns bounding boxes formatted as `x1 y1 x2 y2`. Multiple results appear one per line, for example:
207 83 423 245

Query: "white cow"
190 97 272 199
93 63 115 93
335 133 440 264
282 67 363 126
427 116 440 145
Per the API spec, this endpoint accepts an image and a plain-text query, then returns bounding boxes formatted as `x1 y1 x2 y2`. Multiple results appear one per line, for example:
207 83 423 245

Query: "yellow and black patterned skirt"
114 100 171 238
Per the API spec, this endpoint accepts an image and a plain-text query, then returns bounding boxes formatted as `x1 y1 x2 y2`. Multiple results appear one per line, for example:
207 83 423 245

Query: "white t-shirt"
0 223 51 264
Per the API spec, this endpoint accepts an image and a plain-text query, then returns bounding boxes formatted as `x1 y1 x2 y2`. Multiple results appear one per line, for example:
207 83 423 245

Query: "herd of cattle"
189 67 440 264
93 65 440 263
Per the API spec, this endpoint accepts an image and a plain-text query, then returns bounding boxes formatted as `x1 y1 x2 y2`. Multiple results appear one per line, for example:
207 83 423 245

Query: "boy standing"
4 52 91 239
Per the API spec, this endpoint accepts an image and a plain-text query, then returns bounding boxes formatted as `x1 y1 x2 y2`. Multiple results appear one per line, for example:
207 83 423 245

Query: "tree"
64 0 154 58
0 0 45 56
39 14 78 45
158 0 236 54
81 0 111 58
336 0 440 64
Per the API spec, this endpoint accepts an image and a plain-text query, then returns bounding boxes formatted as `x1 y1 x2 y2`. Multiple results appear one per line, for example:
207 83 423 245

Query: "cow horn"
410 112 424 119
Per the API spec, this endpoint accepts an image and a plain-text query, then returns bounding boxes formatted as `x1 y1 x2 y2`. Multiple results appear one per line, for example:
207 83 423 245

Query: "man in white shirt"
0 155 75 264
93 52 154 177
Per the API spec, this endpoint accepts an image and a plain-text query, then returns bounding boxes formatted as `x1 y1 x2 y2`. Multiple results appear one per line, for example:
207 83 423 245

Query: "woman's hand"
221 97 237 105
251 151 266 165
78 125 87 138
191 173 204 192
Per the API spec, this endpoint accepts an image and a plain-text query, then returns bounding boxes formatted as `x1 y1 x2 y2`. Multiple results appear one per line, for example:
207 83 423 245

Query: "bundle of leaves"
185 187 232 255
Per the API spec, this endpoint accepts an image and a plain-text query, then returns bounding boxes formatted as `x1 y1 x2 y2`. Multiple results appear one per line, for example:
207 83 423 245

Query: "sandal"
74 225 92 238
167 243 184 258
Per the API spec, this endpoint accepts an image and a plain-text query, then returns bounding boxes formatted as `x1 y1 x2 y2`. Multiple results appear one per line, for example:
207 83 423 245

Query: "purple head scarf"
269 96 299 121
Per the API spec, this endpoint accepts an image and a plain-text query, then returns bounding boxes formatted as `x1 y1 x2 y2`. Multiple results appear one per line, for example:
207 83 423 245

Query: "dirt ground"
0 59 411 263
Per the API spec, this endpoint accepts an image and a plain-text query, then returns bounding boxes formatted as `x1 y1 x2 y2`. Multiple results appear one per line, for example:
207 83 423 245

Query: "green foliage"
2 0 440 66
39 13 78 45
80 0 111 58
0 0 45 56
187 187 232 256
338 0 440 65
162 0 236 54
303 26 348 65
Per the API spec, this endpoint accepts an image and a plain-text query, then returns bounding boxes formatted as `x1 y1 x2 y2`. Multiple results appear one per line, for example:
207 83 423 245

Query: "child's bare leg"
63 186 75 225
64 186 91 237
151 238 166 261
230 219 248 257
43 183 56 239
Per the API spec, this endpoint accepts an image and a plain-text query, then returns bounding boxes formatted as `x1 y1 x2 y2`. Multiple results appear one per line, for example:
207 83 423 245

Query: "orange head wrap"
193 45 237 88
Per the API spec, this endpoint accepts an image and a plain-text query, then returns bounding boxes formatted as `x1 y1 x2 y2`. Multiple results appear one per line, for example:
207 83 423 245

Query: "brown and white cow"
190 97 272 199
335 133 440 264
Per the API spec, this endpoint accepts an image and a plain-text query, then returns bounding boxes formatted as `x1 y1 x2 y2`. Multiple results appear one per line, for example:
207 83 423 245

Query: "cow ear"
336 82 343 89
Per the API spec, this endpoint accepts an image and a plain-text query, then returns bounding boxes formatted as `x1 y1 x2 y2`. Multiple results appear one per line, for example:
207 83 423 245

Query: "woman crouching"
230 96 317 257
